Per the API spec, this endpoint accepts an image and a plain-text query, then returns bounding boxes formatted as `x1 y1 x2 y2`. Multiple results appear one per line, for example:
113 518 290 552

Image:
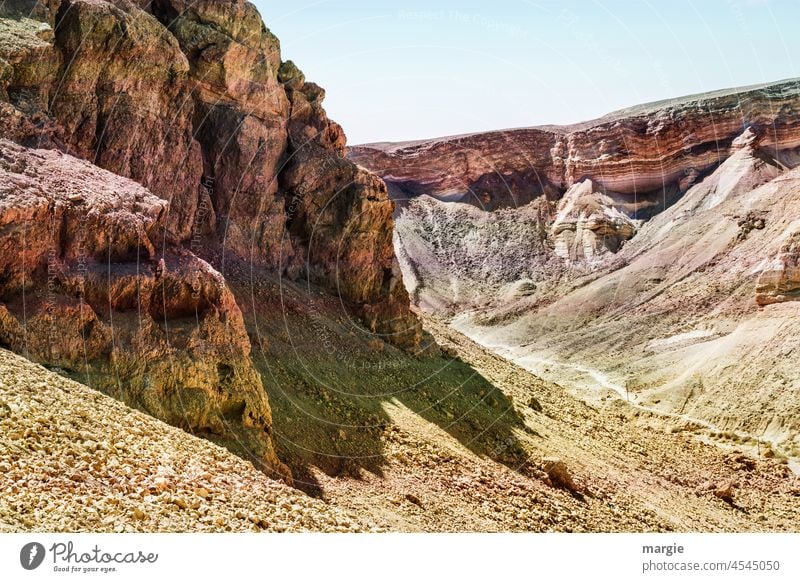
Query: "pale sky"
253 0 800 145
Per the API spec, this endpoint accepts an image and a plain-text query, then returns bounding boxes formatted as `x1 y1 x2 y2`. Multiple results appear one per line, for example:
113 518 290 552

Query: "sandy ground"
453 316 800 476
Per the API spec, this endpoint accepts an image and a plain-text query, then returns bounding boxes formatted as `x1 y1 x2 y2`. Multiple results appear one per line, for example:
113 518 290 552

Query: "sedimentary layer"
351 79 800 215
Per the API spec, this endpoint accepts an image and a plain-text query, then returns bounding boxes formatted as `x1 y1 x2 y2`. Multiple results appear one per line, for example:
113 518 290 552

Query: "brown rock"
551 179 638 264
0 0 424 351
193 487 210 499
0 140 286 479
542 457 578 491
0 0 430 479
714 481 736 504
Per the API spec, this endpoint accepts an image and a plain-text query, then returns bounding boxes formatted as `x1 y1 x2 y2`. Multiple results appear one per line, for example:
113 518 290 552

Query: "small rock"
733 454 756 471
404 493 423 507
542 457 578 491
193 487 210 499
714 481 736 504
528 397 543 412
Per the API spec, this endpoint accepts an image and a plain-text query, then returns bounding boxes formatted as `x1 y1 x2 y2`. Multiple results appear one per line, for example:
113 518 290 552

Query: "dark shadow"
224 258 533 496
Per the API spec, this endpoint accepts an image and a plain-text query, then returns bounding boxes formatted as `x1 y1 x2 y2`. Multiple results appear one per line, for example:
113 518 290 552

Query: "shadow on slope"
223 259 531 495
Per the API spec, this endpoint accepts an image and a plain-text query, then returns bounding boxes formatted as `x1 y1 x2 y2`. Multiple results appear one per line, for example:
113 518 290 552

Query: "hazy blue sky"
253 0 799 144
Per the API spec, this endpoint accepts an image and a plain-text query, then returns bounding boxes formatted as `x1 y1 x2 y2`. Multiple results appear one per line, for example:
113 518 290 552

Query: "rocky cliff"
350 80 800 458
351 79 800 214
351 79 800 310
0 0 425 479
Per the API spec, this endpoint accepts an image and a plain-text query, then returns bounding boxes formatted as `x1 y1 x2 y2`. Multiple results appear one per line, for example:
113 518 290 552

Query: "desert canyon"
1 0 799 533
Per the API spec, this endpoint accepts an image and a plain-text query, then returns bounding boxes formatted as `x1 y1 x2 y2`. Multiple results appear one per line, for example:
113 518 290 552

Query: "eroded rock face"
276 58 425 348
0 7 63 145
0 0 426 477
350 83 800 310
0 0 423 350
150 0 291 261
393 195 558 314
350 79 800 215
0 140 287 478
550 180 638 264
756 223 800 306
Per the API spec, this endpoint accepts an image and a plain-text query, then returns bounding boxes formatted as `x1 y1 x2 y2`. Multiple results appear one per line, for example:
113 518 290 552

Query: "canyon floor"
315 315 800 532
2 313 798 532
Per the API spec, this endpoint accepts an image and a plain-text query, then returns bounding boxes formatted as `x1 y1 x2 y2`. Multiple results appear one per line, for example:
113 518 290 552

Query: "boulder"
542 457 578 491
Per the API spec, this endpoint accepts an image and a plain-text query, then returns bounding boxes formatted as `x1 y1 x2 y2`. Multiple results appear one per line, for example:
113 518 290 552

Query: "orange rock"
0 0 430 480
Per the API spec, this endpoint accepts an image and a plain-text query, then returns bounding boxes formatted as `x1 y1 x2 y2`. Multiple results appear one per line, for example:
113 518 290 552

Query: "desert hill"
351 79 800 473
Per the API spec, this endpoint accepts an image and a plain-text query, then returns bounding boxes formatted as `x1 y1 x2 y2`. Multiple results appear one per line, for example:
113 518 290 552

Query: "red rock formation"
350 79 800 217
0 139 288 479
0 0 426 476
1 0 423 345
351 80 800 312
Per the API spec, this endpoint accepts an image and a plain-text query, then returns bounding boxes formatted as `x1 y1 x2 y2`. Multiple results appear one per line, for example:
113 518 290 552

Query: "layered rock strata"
350 79 800 217
350 80 800 308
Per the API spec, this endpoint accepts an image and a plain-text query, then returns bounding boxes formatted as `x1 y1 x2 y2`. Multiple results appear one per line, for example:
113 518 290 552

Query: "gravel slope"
0 349 366 533
311 316 800 532
2 324 798 533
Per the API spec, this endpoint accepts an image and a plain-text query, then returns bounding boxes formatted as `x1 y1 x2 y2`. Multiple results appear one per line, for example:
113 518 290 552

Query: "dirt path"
451 318 800 476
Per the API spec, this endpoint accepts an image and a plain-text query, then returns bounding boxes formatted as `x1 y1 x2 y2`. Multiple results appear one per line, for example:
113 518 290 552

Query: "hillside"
351 80 800 475
3 330 799 532
0 348 364 532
